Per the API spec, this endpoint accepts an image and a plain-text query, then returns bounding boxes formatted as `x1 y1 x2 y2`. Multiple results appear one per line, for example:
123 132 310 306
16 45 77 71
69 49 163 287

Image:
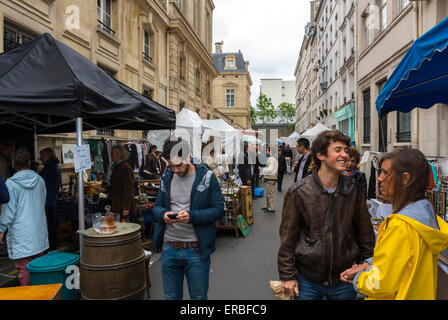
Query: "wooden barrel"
80 223 146 300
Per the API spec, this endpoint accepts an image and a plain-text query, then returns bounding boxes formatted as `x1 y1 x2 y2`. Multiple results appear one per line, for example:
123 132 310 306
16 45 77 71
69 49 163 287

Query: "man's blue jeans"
161 242 211 300
294 275 357 300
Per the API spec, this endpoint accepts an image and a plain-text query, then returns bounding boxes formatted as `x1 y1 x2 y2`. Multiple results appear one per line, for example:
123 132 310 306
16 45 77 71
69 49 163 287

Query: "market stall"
0 33 175 299
375 16 448 298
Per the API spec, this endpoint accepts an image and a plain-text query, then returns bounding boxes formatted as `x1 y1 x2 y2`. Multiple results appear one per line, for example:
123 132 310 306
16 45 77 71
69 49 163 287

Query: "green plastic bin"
26 251 80 300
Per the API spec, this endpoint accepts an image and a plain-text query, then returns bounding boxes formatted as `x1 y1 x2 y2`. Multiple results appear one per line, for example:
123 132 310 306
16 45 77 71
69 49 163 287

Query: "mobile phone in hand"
167 213 178 219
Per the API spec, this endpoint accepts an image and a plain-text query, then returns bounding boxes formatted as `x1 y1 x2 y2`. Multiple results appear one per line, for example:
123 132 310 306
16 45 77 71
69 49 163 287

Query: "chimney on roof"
215 41 223 53
244 60 249 71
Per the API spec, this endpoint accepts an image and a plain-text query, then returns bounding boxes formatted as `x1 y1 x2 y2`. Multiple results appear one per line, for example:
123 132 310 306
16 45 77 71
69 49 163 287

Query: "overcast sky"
212 0 311 107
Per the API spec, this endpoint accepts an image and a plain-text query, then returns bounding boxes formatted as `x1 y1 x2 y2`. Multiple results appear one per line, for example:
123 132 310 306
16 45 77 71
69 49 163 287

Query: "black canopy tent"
0 33 175 133
0 33 176 255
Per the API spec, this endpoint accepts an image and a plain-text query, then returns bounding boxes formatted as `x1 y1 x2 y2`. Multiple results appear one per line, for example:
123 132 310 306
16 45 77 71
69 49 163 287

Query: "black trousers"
45 206 58 250
277 171 286 191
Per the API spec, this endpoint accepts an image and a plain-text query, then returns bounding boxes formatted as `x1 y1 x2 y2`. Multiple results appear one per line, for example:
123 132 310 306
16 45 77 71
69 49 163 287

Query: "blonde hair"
112 145 130 161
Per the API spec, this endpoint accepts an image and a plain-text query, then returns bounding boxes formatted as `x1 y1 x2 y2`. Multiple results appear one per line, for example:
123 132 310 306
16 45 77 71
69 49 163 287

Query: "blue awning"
376 16 448 117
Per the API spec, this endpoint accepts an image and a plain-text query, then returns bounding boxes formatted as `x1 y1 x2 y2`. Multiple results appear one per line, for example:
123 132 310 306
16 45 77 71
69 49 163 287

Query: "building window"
179 100 185 112
3 23 35 52
177 0 183 11
143 29 152 62
193 0 200 34
399 0 410 13
206 11 211 51
142 87 153 100
97 0 114 34
397 111 411 142
379 0 387 33
226 89 235 107
364 12 372 48
179 54 186 81
206 80 211 99
339 118 350 136
363 89 371 144
225 56 236 70
195 68 201 93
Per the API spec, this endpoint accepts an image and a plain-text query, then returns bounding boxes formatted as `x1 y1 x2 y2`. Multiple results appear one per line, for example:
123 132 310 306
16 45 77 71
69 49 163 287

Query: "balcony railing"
97 20 115 35
142 52 152 62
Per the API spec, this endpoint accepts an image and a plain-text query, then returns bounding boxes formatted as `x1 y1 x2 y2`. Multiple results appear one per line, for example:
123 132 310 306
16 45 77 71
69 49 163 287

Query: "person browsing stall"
278 130 375 300
261 145 278 213
0 148 49 286
340 148 448 300
293 138 312 183
343 147 367 196
152 137 224 300
39 148 62 251
98 145 137 222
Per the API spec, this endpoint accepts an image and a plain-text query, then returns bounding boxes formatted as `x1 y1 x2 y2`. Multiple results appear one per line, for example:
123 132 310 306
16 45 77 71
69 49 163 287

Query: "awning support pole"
76 118 85 258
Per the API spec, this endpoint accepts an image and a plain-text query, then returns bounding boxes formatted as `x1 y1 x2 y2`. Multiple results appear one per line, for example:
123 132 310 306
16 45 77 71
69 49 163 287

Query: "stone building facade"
0 0 217 183
355 0 448 157
212 41 252 129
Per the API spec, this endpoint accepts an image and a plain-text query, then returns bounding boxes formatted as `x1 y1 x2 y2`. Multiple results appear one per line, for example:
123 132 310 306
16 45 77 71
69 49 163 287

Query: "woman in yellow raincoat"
340 148 448 300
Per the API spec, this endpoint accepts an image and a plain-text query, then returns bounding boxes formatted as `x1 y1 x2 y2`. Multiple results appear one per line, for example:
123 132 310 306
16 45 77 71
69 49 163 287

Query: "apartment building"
260 78 295 108
294 12 319 134
314 0 342 131
296 0 356 138
355 0 448 157
212 41 252 129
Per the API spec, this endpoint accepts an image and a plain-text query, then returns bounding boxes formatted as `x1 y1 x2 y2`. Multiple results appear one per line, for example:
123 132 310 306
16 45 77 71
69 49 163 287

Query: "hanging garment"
136 143 143 174
125 143 138 170
92 140 104 174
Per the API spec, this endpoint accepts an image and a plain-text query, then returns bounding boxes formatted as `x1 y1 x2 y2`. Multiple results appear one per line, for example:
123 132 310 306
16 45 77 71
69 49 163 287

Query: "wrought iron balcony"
97 20 115 35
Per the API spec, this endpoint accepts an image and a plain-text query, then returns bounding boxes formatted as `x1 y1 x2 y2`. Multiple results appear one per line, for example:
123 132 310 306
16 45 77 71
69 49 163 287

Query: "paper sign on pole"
74 144 91 173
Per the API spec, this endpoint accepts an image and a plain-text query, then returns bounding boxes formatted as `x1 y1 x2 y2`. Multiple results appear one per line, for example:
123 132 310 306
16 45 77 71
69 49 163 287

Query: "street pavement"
147 172 296 300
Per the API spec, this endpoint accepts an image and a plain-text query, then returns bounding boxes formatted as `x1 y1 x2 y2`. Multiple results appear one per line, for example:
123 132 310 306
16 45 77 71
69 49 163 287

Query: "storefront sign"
74 144 91 173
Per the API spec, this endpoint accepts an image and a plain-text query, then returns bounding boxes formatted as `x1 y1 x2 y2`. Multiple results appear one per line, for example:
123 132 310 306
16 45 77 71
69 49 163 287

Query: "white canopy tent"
279 131 300 146
147 108 203 155
148 109 243 161
202 119 242 158
301 123 330 142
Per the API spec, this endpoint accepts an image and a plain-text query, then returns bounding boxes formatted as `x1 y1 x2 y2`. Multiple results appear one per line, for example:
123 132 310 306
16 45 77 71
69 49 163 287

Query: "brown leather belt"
167 241 200 249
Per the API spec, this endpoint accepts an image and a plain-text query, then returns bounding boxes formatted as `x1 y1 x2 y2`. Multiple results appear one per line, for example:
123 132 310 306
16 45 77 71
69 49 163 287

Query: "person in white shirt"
260 145 278 213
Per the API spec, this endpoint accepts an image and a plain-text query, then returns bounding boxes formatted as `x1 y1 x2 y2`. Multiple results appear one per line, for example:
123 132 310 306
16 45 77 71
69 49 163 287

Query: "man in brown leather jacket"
278 130 375 300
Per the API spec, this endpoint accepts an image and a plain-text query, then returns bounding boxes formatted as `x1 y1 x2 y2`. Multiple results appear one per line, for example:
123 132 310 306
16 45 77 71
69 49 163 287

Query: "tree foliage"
250 106 257 128
256 94 275 129
278 102 296 129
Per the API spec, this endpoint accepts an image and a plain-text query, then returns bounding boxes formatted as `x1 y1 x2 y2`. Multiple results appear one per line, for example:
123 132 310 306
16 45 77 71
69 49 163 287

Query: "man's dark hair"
348 146 361 165
210 149 215 155
40 147 57 161
30 161 39 172
311 130 351 170
150 145 157 152
12 148 31 170
297 138 310 150
162 137 189 161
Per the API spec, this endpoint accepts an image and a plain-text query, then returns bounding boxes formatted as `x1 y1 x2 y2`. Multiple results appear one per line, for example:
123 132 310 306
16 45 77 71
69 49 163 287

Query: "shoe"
261 207 269 210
